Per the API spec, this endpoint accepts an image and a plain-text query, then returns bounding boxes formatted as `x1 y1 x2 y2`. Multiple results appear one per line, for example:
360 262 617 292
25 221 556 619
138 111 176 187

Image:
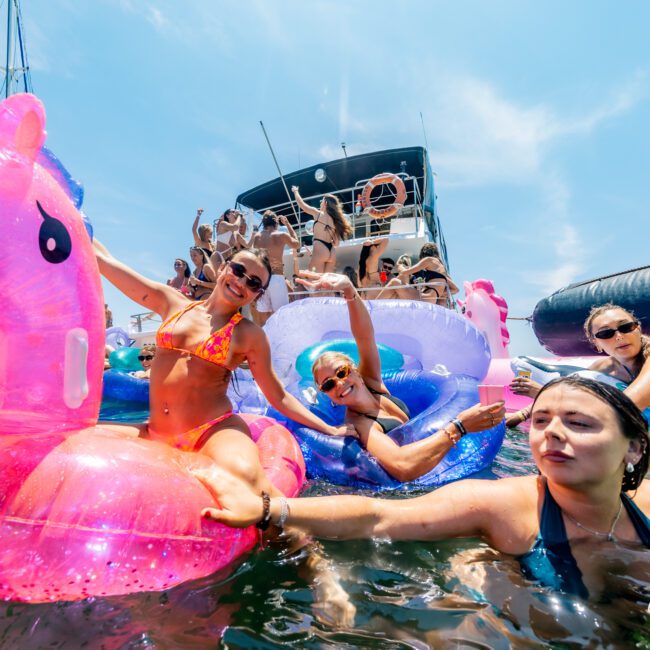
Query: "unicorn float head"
0 93 104 434
458 279 510 360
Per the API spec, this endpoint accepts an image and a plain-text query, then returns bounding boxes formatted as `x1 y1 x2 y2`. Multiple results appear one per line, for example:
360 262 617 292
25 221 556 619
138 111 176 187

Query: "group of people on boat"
95 188 650 615
166 191 459 326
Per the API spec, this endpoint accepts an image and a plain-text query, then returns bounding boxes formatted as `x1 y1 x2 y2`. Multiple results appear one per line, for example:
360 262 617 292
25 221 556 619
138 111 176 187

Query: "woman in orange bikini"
93 240 354 494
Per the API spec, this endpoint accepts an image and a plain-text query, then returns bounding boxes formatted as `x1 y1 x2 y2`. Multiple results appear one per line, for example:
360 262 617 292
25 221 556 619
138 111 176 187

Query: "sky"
14 0 650 356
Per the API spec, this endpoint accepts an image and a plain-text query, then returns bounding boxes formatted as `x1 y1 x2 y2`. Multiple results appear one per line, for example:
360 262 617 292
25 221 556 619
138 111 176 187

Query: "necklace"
562 500 623 542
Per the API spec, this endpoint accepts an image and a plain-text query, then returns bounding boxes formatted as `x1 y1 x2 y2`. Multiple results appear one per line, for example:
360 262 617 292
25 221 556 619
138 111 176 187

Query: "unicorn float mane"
458 279 510 359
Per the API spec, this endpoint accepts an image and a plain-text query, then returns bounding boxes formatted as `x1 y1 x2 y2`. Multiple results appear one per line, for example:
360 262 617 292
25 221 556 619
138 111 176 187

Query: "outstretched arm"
296 271 383 387
279 214 301 248
93 239 185 317
194 466 517 546
291 186 320 218
357 401 506 482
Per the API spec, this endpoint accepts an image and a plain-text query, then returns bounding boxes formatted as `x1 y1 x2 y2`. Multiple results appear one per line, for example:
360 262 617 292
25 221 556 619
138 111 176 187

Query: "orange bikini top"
155 301 243 368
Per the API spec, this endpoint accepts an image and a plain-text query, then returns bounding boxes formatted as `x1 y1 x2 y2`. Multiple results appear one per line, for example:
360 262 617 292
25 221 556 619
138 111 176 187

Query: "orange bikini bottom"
146 411 235 452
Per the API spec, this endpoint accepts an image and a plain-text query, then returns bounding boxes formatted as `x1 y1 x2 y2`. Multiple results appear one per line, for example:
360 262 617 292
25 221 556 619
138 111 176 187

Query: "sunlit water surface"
0 401 648 648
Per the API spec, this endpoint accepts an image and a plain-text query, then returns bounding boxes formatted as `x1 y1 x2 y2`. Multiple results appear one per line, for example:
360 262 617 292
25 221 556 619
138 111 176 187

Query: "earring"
329 399 337 408
626 462 635 473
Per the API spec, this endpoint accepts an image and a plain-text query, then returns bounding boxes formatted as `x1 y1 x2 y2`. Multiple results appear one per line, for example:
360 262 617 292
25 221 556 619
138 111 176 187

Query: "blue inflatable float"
248 298 505 490
102 369 149 403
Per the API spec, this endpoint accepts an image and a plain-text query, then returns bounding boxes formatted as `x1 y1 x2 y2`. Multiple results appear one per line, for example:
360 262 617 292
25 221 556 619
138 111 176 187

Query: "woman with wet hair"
197 375 650 600
291 186 352 275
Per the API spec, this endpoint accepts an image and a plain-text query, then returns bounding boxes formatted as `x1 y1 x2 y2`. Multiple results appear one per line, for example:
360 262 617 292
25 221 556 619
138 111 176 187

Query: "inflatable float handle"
64 327 89 408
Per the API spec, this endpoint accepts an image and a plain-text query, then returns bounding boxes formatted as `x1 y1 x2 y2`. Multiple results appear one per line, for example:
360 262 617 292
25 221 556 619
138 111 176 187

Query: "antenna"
2 0 32 98
259 121 299 222
419 112 429 152
341 142 347 158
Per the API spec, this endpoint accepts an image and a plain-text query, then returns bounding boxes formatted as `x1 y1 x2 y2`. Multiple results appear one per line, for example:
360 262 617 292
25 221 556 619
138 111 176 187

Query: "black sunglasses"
228 261 265 293
138 355 154 361
593 320 639 340
319 364 352 393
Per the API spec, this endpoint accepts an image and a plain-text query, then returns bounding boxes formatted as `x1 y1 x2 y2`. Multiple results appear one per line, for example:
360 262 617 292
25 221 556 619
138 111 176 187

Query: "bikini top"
353 387 411 434
518 481 650 598
156 301 243 368
314 213 336 244
410 268 446 285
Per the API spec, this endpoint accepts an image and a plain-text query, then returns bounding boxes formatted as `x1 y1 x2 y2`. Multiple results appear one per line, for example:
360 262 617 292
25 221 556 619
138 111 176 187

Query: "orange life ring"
360 173 407 220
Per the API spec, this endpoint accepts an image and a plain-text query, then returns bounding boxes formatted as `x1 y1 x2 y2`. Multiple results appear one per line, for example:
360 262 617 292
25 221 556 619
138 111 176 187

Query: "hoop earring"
625 462 635 473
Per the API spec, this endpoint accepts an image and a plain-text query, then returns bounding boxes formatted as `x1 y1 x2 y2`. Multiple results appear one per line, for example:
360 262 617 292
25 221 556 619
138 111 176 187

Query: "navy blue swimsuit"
519 482 650 598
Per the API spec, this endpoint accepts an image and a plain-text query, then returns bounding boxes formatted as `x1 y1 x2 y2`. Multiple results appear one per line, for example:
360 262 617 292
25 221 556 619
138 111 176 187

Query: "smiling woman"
197 375 650 602
93 242 354 493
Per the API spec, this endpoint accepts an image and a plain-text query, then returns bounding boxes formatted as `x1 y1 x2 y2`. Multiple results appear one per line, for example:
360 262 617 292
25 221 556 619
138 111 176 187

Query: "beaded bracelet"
256 491 272 530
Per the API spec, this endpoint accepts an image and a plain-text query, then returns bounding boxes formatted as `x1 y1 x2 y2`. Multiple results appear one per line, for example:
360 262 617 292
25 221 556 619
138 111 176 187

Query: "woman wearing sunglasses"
196 376 650 605
296 271 505 483
507 304 650 428
93 242 354 502
130 343 156 379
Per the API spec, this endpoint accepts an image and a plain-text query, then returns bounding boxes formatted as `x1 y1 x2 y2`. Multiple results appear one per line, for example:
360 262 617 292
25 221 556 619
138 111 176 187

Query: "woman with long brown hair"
291 186 352 274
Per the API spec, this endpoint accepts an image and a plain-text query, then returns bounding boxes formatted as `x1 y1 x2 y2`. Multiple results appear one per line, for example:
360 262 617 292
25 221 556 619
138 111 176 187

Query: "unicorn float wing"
0 94 304 602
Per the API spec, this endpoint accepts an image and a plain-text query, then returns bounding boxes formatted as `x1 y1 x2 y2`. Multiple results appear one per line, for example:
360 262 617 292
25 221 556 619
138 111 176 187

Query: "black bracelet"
451 418 467 437
256 491 272 530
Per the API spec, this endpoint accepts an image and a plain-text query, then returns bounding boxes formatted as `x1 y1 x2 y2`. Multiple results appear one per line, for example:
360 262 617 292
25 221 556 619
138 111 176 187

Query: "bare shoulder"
589 357 615 372
234 317 266 348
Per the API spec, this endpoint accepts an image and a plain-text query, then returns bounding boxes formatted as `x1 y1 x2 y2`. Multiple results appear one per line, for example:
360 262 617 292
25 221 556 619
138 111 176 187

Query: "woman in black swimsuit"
291 186 352 274
296 270 505 482
402 243 459 306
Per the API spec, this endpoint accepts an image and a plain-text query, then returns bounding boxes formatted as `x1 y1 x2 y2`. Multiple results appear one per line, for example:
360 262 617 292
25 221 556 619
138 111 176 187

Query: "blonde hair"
197 224 212 242
141 343 156 356
584 303 650 359
311 351 354 378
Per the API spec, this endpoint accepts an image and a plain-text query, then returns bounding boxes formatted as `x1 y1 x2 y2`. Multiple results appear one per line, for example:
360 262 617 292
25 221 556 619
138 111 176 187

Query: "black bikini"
353 387 411 433
313 215 335 253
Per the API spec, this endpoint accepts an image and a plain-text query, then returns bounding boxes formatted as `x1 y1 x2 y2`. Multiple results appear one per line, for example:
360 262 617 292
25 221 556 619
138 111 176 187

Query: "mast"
2 0 32 98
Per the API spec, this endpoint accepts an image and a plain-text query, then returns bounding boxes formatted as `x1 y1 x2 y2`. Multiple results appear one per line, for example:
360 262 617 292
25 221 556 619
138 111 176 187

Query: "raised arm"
93 239 185 317
291 186 320 218
242 322 354 437
279 214 300 248
296 271 382 386
191 208 205 248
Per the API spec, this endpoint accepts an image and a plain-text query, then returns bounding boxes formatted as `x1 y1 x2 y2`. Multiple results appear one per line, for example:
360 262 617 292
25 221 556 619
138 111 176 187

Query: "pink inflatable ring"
0 94 305 603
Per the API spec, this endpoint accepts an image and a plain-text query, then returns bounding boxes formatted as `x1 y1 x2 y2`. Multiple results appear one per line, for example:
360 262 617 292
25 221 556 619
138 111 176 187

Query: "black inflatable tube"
532 266 650 356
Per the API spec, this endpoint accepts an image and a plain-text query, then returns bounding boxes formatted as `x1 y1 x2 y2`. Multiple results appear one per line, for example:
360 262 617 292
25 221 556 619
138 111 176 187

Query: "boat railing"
242 173 426 248
129 311 161 334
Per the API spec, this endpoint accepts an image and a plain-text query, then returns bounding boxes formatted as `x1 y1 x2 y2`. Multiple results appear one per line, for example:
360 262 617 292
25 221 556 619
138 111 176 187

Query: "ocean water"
0 406 648 649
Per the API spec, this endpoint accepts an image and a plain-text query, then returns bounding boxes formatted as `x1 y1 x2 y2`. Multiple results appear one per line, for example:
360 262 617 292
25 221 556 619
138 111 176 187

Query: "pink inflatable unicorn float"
0 94 305 602
459 279 597 413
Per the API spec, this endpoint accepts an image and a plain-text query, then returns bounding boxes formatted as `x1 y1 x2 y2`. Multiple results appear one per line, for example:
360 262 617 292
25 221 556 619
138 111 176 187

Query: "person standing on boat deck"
188 246 216 301
196 376 650 602
211 208 249 265
191 208 215 258
358 237 389 300
295 270 505 483
291 186 352 275
251 210 300 324
507 303 650 428
167 258 191 294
